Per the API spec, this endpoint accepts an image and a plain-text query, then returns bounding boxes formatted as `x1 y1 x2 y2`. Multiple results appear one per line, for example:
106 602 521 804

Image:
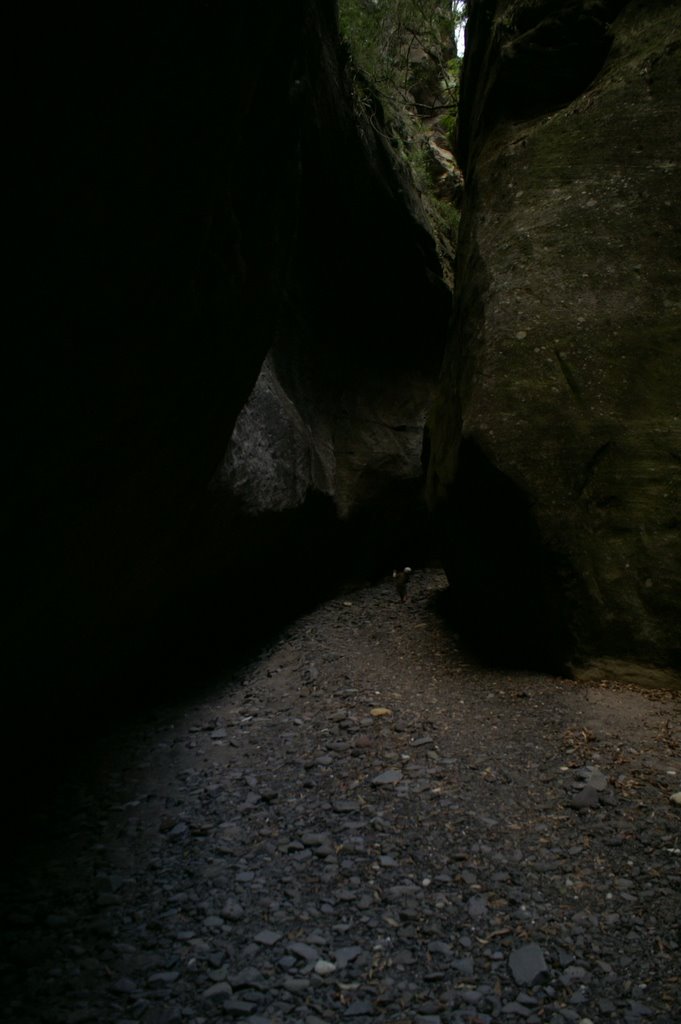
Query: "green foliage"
339 0 466 272
440 109 456 149
431 194 461 240
339 0 464 113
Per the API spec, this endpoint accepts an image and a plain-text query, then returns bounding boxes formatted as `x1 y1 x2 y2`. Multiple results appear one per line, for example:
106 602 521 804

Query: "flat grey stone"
223 1000 257 1016
516 993 539 1006
468 895 487 918
334 945 363 968
379 854 399 866
253 929 282 946
371 769 402 785
461 989 483 1004
585 768 608 791
208 966 230 983
283 977 310 993
332 799 360 812
508 943 549 986
501 1001 533 1016
148 971 180 984
393 949 417 965
229 967 267 990
112 977 138 994
560 965 590 986
301 832 330 847
143 1009 183 1024
221 899 245 921
288 941 320 961
570 785 600 809
345 1000 374 1016
453 956 474 975
628 1001 654 1017
203 981 234 1001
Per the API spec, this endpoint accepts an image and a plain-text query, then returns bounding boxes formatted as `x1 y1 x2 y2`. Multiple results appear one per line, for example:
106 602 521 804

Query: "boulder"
427 0 681 685
7 1 449 720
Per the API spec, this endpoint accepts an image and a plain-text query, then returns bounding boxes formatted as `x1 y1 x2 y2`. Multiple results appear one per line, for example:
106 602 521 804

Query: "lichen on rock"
427 0 681 685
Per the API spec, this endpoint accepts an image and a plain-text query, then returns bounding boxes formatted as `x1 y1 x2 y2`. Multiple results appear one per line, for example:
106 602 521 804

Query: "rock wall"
7 1 449 717
427 0 681 685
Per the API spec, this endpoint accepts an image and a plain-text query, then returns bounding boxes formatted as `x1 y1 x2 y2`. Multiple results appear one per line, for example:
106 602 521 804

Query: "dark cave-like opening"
440 437 573 673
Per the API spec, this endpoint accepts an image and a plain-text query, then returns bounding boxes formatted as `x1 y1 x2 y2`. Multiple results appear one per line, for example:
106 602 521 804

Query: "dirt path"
2 570 680 1023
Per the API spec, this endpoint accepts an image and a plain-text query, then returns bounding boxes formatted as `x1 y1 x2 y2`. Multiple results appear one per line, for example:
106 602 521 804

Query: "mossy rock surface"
428 0 681 683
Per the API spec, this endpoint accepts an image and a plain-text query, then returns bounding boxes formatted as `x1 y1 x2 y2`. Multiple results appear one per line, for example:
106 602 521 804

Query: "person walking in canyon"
393 566 412 602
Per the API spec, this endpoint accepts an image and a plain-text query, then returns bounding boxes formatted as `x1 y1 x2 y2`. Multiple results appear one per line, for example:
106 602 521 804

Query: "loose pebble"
509 943 550 986
371 768 403 785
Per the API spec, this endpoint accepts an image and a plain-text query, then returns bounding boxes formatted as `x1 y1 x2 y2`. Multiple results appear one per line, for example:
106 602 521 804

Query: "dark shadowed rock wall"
427 0 681 685
7 0 449 726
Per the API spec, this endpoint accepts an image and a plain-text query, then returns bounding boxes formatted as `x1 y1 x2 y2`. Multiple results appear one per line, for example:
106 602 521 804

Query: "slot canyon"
3 2 680 1022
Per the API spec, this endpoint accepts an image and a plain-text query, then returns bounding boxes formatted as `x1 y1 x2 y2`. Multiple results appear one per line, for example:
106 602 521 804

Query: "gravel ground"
2 569 680 1024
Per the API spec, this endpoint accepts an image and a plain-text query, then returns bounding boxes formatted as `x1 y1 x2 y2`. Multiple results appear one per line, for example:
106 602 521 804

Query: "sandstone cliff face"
428 0 681 684
8 1 449 706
